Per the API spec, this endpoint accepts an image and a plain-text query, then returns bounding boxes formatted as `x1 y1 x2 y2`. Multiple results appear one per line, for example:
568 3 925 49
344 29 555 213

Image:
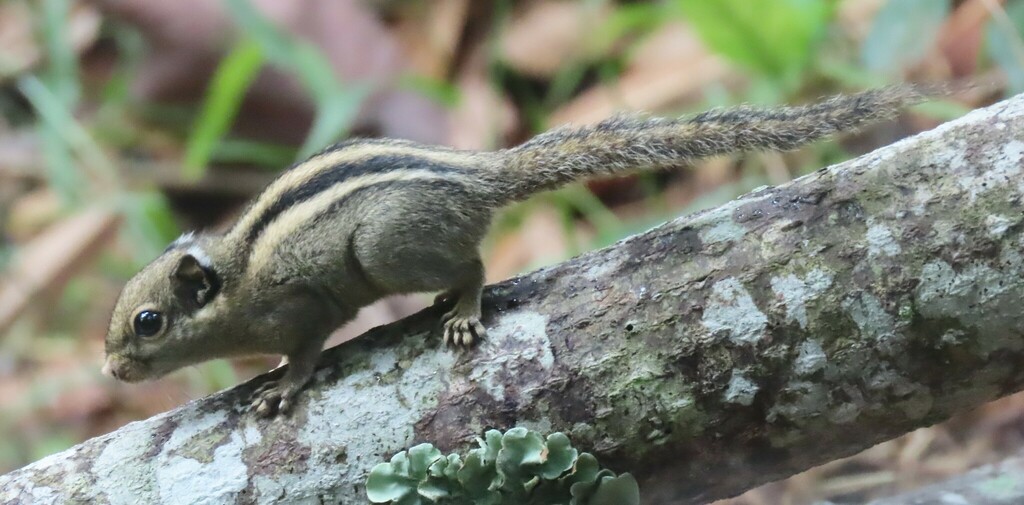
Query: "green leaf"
210 139 297 168
497 428 546 477
564 453 601 488
289 42 340 102
861 0 950 76
183 39 264 180
535 433 578 480
427 454 448 478
458 451 500 499
297 86 369 158
394 493 424 505
407 443 443 479
398 74 462 108
224 0 366 159
39 0 80 104
117 191 180 264
443 454 462 481
417 479 451 501
985 1 1024 95
480 430 503 464
570 469 615 505
18 76 116 203
224 0 295 65
366 461 417 503
674 0 835 82
588 474 640 505
391 451 412 477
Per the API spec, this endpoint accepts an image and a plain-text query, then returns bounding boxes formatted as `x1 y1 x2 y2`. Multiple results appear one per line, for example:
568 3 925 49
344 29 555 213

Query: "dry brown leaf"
325 294 425 347
392 0 469 79
0 208 119 335
0 131 45 181
85 0 448 143
48 380 112 421
485 205 567 282
937 0 996 76
0 0 101 82
7 188 61 241
660 157 736 210
500 1 612 78
550 22 733 127
818 471 895 498
836 0 889 42
448 48 517 150
897 429 937 469
0 1 40 81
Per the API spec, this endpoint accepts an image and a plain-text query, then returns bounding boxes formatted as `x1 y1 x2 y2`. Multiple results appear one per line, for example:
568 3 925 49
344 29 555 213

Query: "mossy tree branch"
2 94 1023 504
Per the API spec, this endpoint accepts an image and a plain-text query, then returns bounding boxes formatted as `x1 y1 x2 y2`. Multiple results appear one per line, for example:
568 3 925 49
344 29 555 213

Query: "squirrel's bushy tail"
487 84 951 204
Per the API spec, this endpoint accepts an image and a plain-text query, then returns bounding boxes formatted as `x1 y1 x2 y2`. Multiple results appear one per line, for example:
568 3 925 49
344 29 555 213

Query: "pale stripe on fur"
246 169 449 274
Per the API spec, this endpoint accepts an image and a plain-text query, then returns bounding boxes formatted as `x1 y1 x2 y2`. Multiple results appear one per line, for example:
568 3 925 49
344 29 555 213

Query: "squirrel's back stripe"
227 141 478 248
245 169 456 275
242 153 471 247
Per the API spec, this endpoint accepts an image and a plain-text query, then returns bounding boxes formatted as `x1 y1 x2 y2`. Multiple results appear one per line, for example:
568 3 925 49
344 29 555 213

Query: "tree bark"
2 94 1023 505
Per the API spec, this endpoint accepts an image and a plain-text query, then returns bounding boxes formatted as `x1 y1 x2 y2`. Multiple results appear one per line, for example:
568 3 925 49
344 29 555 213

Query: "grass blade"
183 39 264 180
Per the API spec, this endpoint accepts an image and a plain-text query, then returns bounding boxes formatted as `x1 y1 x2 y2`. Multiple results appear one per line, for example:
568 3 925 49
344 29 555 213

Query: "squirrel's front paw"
441 312 486 347
250 381 298 417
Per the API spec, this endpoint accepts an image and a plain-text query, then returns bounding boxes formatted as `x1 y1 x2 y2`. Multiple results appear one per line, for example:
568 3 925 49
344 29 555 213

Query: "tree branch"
3 94 1023 504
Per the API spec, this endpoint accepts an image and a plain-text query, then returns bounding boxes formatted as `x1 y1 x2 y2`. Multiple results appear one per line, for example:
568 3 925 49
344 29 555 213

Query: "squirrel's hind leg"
437 259 486 347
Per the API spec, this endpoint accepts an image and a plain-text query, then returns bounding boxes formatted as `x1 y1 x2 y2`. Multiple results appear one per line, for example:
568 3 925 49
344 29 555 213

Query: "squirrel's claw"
442 312 486 347
250 381 297 417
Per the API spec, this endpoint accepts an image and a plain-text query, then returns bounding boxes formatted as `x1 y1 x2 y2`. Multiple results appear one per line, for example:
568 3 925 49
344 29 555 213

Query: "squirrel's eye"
133 310 164 337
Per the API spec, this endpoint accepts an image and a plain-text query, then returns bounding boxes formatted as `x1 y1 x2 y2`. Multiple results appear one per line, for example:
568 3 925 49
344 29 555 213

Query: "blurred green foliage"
674 0 837 88
988 0 1024 94
34 0 82 204
184 0 371 177
862 0 950 76
184 39 265 179
224 0 369 159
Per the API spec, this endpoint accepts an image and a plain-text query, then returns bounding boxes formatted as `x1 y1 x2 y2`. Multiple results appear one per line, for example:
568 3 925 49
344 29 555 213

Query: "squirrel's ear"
171 254 220 307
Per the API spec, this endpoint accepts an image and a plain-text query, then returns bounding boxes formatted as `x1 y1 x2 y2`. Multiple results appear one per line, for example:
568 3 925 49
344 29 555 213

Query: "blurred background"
0 0 1022 503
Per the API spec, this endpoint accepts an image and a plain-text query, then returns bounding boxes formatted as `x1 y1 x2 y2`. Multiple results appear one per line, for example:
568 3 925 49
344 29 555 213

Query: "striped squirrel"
103 85 944 416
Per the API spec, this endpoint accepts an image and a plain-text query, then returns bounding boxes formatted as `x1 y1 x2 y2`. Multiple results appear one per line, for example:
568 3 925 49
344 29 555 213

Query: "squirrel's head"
103 236 222 383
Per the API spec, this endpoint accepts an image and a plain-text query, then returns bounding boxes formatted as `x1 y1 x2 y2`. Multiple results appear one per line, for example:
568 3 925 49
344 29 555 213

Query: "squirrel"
103 85 944 416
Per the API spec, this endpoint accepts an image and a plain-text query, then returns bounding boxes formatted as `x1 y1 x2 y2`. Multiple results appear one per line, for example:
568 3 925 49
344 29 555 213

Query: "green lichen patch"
366 428 639 505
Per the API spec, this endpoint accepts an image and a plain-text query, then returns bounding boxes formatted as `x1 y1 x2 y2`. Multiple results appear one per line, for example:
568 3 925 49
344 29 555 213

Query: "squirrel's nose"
101 358 120 380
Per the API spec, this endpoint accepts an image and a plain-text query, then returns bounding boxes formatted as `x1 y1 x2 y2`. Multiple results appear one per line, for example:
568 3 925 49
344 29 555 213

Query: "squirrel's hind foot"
441 310 486 347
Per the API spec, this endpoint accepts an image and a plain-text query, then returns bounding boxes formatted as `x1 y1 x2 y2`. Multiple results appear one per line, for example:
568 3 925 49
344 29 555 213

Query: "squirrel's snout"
101 357 118 379
102 356 133 381
101 355 153 383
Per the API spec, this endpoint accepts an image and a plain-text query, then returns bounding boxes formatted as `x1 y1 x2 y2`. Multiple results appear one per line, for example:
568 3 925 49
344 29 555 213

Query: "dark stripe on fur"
244 154 466 247
308 178 474 231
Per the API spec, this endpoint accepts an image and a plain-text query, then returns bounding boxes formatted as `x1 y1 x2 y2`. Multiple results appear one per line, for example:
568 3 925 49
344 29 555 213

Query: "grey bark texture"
2 94 1023 505
868 453 1024 505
